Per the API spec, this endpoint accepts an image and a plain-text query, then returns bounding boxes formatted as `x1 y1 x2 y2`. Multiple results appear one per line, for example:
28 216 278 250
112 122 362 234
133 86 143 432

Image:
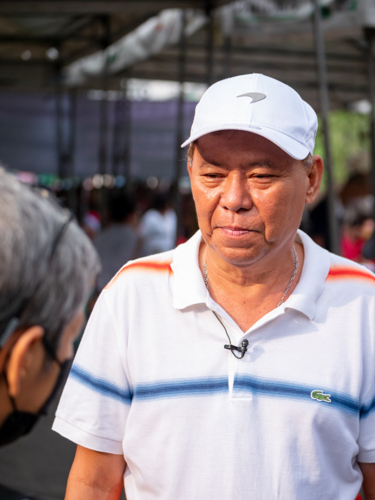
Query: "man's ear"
5 326 44 398
305 155 324 204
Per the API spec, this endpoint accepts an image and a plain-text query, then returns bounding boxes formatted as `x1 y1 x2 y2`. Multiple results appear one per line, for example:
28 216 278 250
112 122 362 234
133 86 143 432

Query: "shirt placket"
207 298 288 401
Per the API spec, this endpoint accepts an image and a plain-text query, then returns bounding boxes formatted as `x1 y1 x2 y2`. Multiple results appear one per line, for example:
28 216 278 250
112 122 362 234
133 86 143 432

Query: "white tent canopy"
64 9 207 85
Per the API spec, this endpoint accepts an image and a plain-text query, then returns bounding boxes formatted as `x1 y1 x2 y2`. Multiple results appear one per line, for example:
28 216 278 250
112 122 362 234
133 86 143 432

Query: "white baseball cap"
181 73 317 160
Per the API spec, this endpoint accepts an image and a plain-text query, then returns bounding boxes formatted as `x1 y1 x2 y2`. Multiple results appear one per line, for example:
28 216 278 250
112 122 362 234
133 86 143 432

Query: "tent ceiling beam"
160 47 363 64
0 1 229 15
56 15 98 38
61 15 153 65
0 35 102 43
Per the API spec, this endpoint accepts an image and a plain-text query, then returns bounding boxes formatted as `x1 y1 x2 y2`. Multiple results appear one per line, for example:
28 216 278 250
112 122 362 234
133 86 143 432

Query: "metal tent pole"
205 0 214 86
67 88 77 179
112 95 123 177
111 84 131 182
313 0 340 254
55 83 78 210
123 98 132 182
98 95 109 175
98 15 111 176
122 77 132 182
175 9 187 184
222 35 232 80
54 51 78 211
174 9 187 242
55 60 65 180
67 88 78 212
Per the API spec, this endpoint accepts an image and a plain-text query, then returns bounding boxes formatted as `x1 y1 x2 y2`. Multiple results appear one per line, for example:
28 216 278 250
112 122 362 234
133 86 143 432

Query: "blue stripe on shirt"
233 374 359 416
133 377 228 400
70 364 132 405
69 366 366 418
360 397 375 418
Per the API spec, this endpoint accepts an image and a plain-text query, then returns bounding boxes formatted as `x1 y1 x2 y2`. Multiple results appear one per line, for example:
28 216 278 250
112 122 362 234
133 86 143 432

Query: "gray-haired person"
0 168 100 447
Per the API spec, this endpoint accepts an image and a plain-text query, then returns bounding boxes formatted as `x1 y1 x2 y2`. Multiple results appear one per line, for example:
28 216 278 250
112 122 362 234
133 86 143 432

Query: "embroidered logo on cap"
310 390 331 403
237 92 266 103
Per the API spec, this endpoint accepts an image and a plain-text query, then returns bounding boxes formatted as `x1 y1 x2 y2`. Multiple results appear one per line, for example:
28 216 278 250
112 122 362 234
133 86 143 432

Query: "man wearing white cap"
54 74 375 499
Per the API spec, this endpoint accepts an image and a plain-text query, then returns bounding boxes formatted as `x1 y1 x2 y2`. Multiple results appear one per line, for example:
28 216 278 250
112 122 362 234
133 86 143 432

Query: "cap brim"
181 124 310 160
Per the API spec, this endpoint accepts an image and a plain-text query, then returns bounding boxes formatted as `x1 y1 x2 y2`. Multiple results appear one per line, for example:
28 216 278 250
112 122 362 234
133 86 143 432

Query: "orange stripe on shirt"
105 261 173 289
326 266 375 284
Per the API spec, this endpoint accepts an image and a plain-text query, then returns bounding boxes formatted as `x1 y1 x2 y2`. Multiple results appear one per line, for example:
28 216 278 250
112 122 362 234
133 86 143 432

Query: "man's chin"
212 245 267 267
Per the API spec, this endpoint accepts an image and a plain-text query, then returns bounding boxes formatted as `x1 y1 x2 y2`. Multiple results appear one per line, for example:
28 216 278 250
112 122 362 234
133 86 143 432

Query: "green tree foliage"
314 110 370 190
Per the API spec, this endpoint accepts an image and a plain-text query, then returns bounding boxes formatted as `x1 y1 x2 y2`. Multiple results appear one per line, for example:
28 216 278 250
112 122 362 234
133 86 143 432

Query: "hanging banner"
219 0 359 36
64 9 206 86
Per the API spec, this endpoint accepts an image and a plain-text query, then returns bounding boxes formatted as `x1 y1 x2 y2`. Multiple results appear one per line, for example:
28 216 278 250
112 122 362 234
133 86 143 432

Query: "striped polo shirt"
53 229 375 500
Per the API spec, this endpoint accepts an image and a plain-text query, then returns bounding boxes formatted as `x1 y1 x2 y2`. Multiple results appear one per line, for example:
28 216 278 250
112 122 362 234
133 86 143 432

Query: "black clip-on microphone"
224 339 249 359
211 310 249 360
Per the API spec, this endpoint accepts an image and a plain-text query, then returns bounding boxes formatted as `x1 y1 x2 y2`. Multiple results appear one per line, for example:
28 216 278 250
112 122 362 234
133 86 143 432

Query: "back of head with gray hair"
0 169 100 353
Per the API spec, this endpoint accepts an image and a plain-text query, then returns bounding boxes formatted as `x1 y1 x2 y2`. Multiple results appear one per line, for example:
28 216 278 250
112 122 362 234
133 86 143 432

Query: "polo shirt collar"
171 229 331 320
284 230 331 320
171 230 207 309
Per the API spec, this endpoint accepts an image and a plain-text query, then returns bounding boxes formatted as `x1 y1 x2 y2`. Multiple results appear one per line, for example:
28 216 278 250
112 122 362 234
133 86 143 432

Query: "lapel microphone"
212 311 249 360
224 339 249 359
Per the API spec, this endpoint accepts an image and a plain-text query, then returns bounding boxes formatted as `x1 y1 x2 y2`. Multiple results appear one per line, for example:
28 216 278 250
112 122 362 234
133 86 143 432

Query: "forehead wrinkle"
246 159 279 169
197 158 224 169
196 157 285 172
195 137 295 171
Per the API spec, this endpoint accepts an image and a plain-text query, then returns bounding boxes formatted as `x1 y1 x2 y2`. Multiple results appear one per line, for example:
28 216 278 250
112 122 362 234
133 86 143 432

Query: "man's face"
188 130 322 267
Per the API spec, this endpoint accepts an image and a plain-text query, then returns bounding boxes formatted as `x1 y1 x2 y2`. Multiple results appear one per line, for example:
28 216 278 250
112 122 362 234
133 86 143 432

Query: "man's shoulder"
104 250 175 292
325 252 375 293
299 230 375 294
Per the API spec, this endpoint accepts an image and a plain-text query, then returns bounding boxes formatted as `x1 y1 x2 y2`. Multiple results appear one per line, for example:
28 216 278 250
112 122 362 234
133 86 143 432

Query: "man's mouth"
218 226 255 237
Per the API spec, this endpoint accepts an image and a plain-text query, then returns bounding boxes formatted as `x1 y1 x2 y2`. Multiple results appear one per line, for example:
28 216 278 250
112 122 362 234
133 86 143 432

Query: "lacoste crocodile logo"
237 92 266 103
310 390 331 403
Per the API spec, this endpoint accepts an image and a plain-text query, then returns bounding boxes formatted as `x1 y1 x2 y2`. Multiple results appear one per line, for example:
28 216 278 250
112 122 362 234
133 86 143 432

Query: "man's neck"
200 241 304 332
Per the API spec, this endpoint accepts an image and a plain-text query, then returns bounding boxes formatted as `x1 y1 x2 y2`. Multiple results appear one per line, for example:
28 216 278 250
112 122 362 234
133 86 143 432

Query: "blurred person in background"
83 210 101 240
94 193 138 292
341 197 374 263
139 192 177 256
0 168 99 453
82 195 102 241
307 172 371 251
307 194 344 250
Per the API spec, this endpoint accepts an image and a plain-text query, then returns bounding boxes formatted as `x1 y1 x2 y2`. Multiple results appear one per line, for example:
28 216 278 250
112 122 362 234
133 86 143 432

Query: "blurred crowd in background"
11 154 375 302
73 179 196 296
304 169 375 271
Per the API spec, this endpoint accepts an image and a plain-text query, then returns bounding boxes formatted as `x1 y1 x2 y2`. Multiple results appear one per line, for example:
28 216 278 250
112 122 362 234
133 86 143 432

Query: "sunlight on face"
188 131 317 267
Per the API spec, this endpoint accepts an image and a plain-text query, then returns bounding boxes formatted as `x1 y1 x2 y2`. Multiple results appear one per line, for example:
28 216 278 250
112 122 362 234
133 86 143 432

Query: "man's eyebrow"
198 159 224 168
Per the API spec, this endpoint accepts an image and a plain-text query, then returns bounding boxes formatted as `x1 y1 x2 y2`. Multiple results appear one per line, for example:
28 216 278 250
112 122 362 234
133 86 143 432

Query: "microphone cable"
212 311 248 359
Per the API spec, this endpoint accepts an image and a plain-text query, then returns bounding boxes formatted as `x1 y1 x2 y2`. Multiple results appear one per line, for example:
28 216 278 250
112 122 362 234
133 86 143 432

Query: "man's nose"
220 173 253 212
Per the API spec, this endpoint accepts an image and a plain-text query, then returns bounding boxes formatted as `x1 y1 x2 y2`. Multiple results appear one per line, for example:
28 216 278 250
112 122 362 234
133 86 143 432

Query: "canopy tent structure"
1 0 375 253
0 0 370 107
0 0 230 90
0 1 231 196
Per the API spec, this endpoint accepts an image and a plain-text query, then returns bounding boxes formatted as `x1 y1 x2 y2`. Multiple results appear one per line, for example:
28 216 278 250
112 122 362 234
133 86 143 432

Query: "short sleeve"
52 291 132 454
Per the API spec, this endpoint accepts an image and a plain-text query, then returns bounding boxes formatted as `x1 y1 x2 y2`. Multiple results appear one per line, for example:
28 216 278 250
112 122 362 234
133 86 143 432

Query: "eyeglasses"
0 187 75 349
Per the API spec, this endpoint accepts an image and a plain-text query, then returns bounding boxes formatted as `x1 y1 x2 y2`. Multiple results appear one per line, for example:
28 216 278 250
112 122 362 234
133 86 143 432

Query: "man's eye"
254 174 272 179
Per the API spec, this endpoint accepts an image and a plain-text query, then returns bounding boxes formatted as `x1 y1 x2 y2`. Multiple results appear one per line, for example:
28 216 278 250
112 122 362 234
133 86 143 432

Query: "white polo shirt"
53 230 375 500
